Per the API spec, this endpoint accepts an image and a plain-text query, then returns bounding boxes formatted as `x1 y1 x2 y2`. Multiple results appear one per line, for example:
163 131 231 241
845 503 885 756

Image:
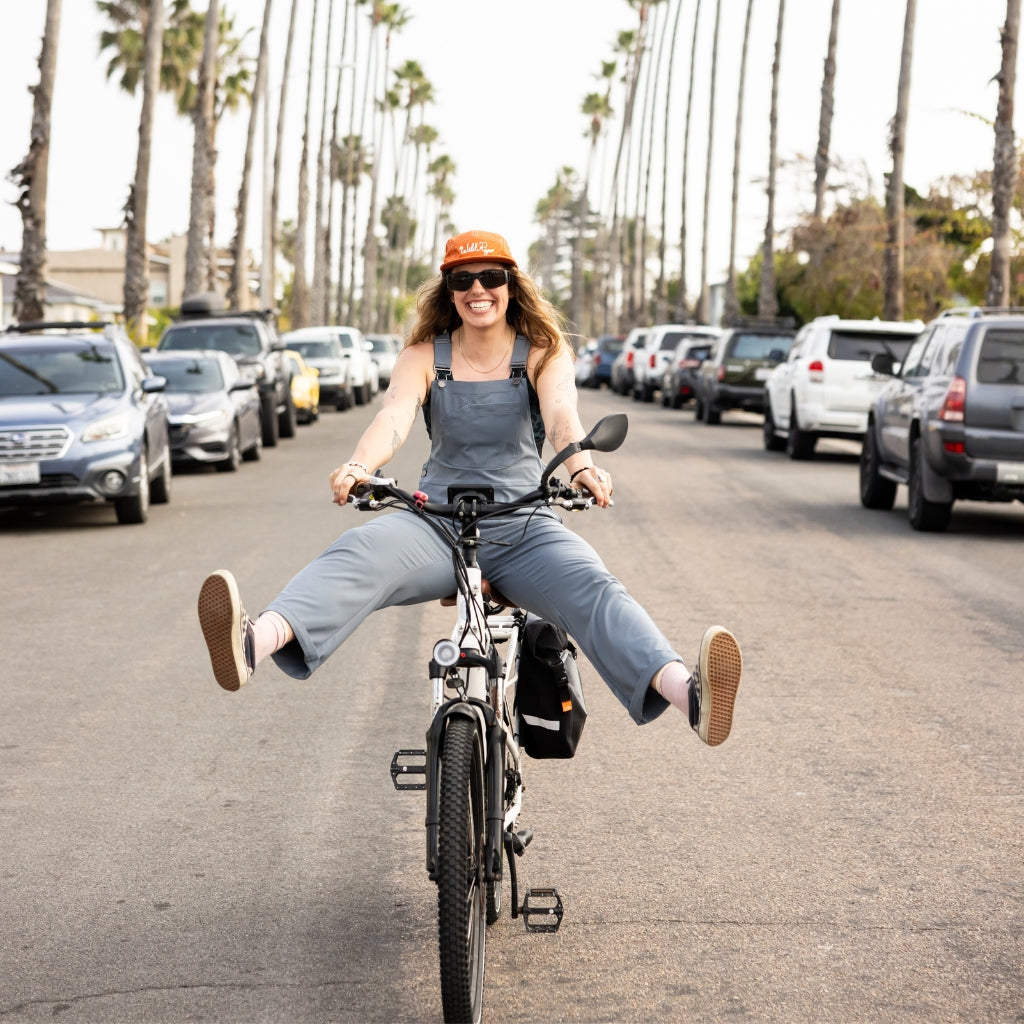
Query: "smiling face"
449 261 510 330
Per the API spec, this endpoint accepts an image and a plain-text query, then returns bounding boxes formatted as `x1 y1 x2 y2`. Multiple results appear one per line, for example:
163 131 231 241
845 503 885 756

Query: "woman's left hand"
573 466 614 508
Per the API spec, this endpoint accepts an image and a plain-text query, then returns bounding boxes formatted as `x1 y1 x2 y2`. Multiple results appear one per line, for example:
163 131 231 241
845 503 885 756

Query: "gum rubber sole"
699 627 742 746
198 571 247 692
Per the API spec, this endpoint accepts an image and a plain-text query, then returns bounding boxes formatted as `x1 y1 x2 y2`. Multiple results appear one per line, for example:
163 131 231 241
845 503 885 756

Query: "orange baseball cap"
440 230 518 272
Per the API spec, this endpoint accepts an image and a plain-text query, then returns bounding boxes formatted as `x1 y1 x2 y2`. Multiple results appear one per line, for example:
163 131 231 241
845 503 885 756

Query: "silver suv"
763 315 923 458
860 307 1024 530
632 324 720 402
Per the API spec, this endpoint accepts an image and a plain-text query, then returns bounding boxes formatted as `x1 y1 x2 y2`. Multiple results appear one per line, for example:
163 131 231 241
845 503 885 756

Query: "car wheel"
694 396 705 420
859 426 896 509
763 402 786 452
279 389 298 439
354 382 366 406
704 398 721 425
908 435 953 532
670 389 683 410
261 393 280 447
216 424 242 473
115 449 150 525
242 429 262 462
786 400 816 459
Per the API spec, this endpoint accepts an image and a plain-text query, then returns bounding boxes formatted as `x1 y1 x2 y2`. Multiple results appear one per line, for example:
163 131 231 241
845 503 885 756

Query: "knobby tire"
437 717 486 1024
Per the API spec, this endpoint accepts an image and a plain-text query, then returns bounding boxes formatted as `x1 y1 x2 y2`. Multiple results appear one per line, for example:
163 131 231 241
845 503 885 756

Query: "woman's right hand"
329 462 369 506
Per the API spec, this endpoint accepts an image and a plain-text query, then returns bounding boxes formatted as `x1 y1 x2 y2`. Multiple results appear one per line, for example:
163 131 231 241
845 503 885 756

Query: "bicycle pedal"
390 749 427 790
520 887 563 933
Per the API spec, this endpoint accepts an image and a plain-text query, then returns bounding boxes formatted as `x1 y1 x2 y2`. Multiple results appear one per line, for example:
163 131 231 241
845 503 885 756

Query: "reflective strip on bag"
521 713 561 732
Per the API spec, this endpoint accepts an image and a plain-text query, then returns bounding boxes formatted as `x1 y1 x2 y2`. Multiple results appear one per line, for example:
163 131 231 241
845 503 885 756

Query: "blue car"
0 322 172 524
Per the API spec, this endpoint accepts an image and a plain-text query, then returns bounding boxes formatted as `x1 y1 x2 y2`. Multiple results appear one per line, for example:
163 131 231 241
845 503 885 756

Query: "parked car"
575 338 597 388
285 349 320 425
578 334 625 389
610 327 649 396
144 349 262 471
0 321 171 524
695 323 796 424
859 307 1024 531
279 331 351 411
763 315 924 458
365 333 402 387
157 294 296 448
284 325 378 406
660 337 716 408
633 324 720 402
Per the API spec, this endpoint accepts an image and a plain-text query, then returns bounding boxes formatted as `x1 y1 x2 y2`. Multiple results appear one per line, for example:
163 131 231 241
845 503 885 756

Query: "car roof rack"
2 320 120 337
721 315 797 329
936 306 1024 319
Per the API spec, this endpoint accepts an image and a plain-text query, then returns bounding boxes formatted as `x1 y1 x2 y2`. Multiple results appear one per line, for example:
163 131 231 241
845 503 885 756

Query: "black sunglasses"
445 268 512 291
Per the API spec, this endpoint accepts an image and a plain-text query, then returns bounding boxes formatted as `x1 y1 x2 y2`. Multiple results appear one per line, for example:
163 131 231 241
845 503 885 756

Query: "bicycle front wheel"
437 716 487 1024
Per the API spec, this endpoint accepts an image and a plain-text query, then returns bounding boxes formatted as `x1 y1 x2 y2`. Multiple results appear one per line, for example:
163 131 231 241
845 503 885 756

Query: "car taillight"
716 366 725 381
939 376 967 422
626 351 634 368
594 354 602 366
679 358 700 369
944 440 966 454
807 359 825 383
649 353 657 369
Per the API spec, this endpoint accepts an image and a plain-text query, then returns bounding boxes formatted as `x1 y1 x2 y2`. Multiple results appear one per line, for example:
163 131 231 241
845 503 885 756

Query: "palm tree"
987 0 1021 307
722 0 754 324
575 86 613 334
11 0 61 323
269 0 300 308
696 0 721 324
883 0 917 321
676 0 703 321
335 133 371 322
227 0 273 312
291 0 320 329
183 0 219 298
814 0 841 220
311 0 336 325
122 0 164 343
426 152 456 273
757 0 785 319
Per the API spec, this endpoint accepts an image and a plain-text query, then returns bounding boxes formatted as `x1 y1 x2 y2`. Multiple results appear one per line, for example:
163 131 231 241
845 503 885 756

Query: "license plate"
996 462 1024 484
0 462 41 486
755 367 773 381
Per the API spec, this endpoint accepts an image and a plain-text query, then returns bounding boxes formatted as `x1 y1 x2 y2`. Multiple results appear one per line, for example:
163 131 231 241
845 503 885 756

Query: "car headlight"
180 409 230 427
82 412 130 442
239 363 265 382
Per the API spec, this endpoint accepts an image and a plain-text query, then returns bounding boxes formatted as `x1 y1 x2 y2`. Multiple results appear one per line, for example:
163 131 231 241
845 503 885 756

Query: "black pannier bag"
515 615 587 759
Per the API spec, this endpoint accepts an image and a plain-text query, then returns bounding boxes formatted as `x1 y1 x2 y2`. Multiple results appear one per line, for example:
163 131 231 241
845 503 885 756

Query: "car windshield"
0 344 124 395
827 331 916 362
161 323 261 356
285 339 338 359
146 356 224 393
368 338 393 353
336 333 356 351
727 333 793 359
662 331 712 351
976 328 1024 384
598 337 623 354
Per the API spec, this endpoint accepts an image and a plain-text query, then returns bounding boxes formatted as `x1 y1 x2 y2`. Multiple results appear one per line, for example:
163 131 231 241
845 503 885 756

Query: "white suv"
633 324 720 402
763 315 924 458
284 325 378 406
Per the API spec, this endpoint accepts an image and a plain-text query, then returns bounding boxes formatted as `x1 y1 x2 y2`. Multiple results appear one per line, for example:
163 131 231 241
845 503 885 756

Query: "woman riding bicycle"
199 229 741 744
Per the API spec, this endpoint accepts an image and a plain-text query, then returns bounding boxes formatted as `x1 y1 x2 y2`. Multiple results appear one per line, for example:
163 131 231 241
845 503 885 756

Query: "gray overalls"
267 335 678 724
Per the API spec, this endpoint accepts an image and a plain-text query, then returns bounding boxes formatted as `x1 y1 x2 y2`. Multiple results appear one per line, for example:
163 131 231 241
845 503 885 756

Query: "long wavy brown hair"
403 267 573 380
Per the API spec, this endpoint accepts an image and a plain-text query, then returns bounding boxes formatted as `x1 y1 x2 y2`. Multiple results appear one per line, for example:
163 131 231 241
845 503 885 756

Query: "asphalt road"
2 387 1022 1024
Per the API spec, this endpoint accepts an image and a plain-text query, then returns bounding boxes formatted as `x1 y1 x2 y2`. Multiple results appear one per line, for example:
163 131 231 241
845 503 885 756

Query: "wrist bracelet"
569 466 591 482
346 461 369 473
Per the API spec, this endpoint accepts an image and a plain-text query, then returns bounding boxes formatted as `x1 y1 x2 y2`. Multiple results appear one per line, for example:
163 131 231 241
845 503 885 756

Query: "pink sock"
653 661 692 713
252 611 293 666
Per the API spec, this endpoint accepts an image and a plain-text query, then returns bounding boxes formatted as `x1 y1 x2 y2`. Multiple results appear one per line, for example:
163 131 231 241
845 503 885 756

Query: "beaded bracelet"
568 466 592 482
345 461 369 473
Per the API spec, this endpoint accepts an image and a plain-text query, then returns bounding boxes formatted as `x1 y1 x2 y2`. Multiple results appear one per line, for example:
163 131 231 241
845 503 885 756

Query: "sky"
0 0 1018 300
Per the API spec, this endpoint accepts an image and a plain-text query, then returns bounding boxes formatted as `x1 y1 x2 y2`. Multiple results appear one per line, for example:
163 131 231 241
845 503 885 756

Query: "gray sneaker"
198 570 255 691
689 626 742 746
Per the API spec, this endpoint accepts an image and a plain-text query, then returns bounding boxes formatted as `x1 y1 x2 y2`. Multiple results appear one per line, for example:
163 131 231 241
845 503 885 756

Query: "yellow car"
286 349 320 424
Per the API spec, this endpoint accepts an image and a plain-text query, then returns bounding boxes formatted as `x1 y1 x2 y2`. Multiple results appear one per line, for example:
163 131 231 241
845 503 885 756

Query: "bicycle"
350 413 628 1024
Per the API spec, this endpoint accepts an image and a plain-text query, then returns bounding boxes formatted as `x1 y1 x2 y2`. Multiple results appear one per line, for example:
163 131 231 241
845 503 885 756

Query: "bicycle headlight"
433 639 460 667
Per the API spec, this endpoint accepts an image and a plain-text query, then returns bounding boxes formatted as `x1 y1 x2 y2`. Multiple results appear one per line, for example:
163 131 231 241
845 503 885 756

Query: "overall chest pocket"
433 387 526 470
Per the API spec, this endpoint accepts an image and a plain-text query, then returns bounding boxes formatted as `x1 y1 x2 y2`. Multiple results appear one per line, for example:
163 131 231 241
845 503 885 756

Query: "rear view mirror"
543 414 629 481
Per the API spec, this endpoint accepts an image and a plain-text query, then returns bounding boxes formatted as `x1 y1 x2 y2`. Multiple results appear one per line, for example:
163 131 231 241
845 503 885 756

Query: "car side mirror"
871 352 896 376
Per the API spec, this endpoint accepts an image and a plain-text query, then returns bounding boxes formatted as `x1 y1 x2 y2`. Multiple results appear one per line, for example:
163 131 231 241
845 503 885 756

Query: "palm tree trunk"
326 1 353 325
292 0 320 329
677 0 703 321
228 0 272 312
270 0 301 309
757 0 785 319
696 0 721 324
12 0 61 324
124 0 164 343
656 0 685 324
814 0 840 220
184 0 218 298
883 0 916 321
987 0 1020 307
723 0 753 324
311 0 335 325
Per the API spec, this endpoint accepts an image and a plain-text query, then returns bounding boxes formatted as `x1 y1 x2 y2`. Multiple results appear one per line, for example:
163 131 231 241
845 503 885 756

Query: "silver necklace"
458 332 514 374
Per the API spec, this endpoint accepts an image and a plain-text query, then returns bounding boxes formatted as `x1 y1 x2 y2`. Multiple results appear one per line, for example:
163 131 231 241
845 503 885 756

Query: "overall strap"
510 333 530 383
433 334 453 382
